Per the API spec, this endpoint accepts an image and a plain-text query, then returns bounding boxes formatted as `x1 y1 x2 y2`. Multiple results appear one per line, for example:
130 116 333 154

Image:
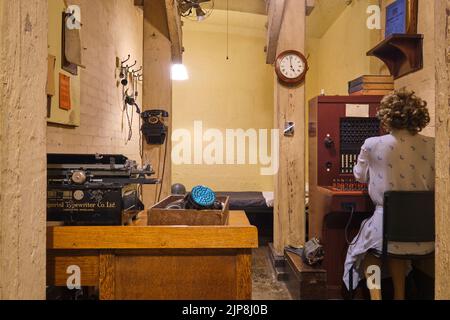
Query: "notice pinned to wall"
345 104 369 118
59 73 71 110
47 0 80 127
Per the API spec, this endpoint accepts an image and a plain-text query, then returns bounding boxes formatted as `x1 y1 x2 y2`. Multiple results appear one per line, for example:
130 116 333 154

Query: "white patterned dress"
343 129 435 290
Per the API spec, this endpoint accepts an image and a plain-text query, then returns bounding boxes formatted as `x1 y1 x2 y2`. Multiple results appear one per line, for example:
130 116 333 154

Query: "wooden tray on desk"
148 195 230 226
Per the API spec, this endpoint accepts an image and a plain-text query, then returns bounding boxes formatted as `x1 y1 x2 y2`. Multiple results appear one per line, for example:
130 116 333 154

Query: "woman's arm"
353 142 370 183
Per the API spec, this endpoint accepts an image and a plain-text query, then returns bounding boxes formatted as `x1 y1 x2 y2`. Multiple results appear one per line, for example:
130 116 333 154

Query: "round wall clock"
275 50 308 86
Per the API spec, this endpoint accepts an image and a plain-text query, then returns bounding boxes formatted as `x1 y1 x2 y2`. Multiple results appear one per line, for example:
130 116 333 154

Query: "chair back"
382 191 435 255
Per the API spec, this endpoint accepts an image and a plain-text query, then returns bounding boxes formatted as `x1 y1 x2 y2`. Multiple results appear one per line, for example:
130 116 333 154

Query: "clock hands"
289 56 295 72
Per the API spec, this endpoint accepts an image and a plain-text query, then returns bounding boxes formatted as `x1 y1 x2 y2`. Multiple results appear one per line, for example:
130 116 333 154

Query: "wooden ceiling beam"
306 0 315 16
265 0 286 64
138 0 183 63
165 0 183 63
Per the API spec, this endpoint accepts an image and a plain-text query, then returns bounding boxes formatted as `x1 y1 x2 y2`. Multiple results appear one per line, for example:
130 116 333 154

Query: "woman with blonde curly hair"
343 89 435 300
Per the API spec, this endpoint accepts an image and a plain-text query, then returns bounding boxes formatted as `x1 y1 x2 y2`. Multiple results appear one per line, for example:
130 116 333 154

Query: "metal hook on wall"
128 60 137 69
119 55 131 83
121 54 131 66
132 66 142 75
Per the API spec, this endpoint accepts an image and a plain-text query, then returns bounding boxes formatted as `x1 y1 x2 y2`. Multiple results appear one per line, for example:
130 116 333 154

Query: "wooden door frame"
434 0 450 300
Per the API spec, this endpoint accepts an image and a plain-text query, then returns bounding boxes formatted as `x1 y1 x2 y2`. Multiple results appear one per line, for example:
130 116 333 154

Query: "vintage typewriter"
47 153 159 225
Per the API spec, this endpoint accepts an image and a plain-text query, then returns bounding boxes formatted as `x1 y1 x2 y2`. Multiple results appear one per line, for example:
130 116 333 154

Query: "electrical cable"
345 205 369 246
138 115 144 202
156 135 169 203
226 0 229 60
139 114 144 160
153 145 162 204
124 101 133 143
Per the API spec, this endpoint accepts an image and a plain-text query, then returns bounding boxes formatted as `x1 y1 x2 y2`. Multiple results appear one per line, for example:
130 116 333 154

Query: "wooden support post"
272 0 306 256
0 0 48 299
435 0 450 300
142 0 174 208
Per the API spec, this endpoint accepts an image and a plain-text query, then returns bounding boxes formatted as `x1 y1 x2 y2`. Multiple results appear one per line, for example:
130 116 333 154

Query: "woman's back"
356 130 435 206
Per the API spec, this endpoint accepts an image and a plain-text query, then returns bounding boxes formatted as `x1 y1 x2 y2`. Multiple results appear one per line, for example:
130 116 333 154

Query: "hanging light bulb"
171 64 189 81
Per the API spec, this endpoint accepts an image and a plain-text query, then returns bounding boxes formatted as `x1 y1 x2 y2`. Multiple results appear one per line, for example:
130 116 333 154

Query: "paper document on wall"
345 104 369 118
65 25 85 68
59 73 72 110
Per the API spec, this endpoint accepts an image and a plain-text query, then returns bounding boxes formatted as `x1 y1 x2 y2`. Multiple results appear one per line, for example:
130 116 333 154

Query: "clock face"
275 50 308 85
279 54 305 79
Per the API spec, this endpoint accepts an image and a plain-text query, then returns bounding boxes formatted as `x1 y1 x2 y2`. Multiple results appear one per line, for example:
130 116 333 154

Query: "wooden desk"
309 186 374 239
47 211 258 300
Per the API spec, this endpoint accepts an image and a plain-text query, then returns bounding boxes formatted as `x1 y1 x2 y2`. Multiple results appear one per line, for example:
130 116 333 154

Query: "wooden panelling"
99 252 115 300
235 249 253 299
48 226 257 250
114 251 238 300
47 251 99 286
48 212 258 250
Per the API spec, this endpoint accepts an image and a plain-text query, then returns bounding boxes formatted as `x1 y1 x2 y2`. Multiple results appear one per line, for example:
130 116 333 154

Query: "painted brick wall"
47 0 143 162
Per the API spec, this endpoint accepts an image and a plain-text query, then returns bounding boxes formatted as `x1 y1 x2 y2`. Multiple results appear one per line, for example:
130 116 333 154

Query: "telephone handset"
141 109 169 119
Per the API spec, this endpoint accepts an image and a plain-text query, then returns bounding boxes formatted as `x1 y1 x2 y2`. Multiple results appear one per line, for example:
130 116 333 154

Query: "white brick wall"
47 0 143 162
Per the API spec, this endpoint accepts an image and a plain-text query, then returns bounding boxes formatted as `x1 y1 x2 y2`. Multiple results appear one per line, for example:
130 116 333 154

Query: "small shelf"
367 34 424 80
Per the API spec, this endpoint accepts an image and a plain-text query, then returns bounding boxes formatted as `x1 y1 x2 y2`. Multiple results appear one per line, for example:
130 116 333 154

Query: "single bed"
216 191 273 211
216 192 274 244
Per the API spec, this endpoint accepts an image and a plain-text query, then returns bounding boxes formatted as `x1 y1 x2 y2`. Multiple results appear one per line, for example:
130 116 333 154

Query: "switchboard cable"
345 205 369 246
226 0 229 60
156 135 169 203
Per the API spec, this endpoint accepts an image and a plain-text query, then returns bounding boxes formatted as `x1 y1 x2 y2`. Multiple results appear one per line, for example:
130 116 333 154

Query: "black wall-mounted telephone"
141 109 169 145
